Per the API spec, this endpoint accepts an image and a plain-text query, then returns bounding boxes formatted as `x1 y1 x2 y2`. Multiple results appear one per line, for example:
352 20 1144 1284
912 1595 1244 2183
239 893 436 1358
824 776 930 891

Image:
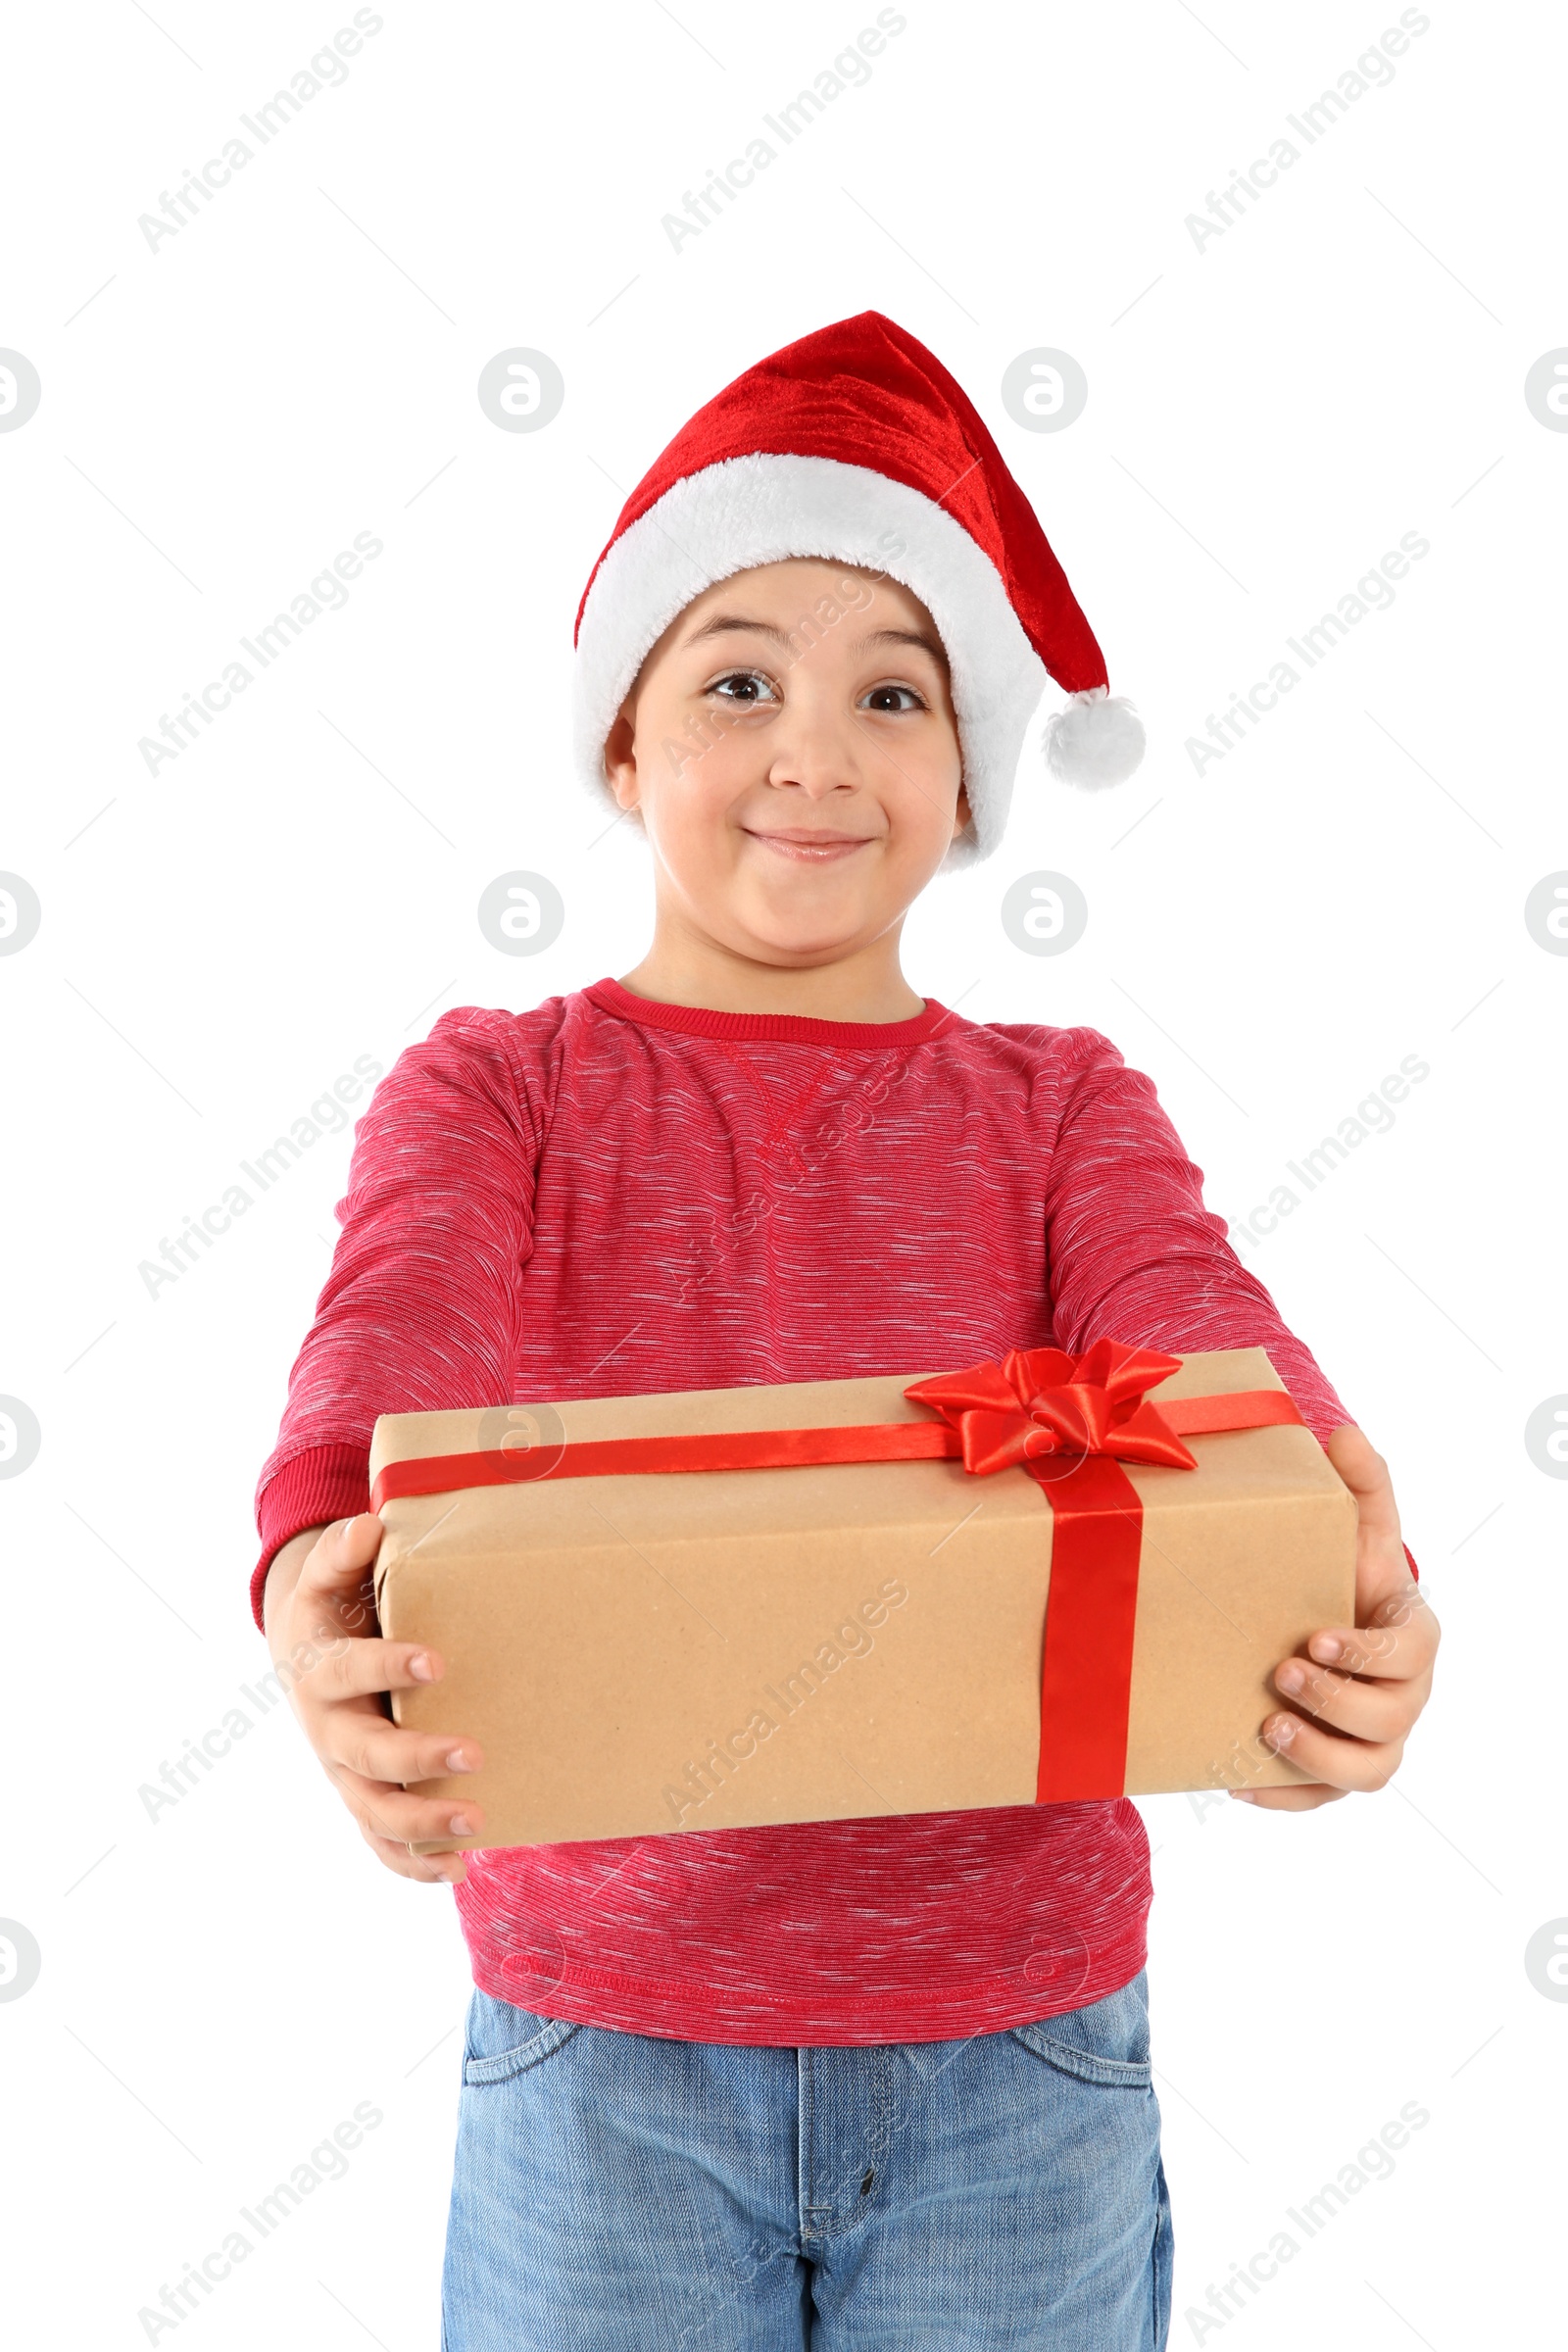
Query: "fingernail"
408 1652 434 1682
1229 1788 1255 1803
444 1750 474 1774
1276 1661 1305 1694
448 1813 475 1837
1264 1715 1296 1748
1309 1634 1343 1663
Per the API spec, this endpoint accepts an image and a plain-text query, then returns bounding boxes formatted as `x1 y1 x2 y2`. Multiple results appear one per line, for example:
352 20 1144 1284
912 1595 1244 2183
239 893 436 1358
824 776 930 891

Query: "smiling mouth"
743 828 877 862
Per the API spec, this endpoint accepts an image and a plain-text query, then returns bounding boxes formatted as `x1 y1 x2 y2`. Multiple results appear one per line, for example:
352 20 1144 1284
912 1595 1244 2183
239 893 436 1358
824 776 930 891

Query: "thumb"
1324 1423 1398 1533
296 1512 384 1637
1323 1424 1420 1630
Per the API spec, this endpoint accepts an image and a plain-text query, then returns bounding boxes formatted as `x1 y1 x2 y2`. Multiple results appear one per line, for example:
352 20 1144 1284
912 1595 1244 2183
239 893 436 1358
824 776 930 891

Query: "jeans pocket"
1009 1970 1153 2089
461 1987 584 2085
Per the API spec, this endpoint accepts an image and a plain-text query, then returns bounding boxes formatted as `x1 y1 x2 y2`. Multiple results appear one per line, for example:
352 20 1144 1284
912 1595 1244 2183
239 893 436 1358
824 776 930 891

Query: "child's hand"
1235 1424 1440 1811
263 1513 484 1883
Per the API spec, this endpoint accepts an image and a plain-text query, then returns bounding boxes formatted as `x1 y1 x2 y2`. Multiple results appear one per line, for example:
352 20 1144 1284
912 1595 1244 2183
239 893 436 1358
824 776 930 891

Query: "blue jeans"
442 1972 1171 2349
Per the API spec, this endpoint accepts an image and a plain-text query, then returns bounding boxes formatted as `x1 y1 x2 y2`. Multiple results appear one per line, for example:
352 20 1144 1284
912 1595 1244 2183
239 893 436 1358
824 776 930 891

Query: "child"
255 314 1437 2350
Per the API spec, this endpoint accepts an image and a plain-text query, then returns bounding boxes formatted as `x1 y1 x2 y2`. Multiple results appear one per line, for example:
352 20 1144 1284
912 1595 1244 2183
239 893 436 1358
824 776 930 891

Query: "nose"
763 702 861 800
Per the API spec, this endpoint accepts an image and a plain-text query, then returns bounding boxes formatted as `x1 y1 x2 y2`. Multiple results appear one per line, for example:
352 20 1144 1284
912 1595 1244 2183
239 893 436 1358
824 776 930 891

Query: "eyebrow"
683 614 949 667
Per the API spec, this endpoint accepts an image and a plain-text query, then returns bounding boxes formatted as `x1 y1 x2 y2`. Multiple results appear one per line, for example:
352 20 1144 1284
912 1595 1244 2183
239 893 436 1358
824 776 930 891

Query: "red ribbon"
906 1343 1197 1801
904 1340 1200 1476
371 1343 1305 1804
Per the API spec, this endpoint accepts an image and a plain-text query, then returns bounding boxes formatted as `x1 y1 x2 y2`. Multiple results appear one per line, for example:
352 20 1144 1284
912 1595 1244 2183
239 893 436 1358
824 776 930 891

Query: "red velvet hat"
573 312 1144 862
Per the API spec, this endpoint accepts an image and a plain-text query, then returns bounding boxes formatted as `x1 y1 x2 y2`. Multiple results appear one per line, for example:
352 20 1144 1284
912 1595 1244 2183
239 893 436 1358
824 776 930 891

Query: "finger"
304 1638 448 1704
320 1706 484 1788
1273 1657 1424 1743
326 1759 484 1847
1304 1590 1440 1681
358 1820 468 1886
1259 1709 1403 1792
1232 1783 1347 1812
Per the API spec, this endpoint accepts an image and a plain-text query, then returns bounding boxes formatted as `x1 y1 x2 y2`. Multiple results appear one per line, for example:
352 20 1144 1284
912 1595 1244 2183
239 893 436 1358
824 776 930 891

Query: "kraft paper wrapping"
369 1348 1356 1850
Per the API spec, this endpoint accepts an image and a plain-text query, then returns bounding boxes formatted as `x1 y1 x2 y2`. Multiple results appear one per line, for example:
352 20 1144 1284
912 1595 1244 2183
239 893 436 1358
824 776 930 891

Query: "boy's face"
605 559 969 971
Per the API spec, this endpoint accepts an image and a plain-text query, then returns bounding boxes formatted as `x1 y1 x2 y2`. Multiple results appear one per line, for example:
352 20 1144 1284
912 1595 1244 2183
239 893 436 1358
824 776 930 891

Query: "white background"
2 1 1564 2344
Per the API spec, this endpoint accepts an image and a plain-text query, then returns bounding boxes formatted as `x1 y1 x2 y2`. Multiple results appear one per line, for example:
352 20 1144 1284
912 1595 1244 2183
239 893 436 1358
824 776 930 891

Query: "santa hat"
573 311 1144 864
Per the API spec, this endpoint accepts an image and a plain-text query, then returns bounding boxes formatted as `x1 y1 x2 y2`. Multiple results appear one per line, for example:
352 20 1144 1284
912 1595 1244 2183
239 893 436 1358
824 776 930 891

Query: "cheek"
635 695 743 786
635 745 741 864
893 744 964 845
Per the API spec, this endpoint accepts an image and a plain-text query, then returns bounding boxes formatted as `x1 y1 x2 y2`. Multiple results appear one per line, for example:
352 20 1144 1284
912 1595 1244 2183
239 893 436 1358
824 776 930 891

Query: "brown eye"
860 683 925 713
710 669 777 705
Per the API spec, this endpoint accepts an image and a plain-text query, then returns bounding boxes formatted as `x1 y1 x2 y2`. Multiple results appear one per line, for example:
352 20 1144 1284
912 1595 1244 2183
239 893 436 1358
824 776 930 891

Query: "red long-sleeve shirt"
253 977 1352 2044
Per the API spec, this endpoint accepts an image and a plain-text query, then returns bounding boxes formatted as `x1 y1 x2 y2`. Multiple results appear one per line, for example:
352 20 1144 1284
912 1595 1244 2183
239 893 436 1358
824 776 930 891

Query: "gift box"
369 1344 1356 1851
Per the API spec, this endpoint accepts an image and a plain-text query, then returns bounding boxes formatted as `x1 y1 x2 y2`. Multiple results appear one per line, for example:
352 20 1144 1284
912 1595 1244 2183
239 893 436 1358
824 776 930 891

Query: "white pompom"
1042 687 1146 790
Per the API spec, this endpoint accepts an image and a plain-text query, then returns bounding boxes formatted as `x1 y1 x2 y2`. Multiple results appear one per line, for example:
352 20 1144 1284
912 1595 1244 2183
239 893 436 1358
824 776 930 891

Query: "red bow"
905 1339 1199 1477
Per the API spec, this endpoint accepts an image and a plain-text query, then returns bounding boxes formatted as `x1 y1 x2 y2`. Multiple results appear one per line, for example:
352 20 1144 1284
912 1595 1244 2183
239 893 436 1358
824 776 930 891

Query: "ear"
951 780 974 846
604 705 640 811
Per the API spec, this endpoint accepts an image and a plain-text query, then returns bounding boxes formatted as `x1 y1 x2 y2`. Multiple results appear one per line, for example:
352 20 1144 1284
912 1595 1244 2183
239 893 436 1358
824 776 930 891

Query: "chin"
728 906 866 961
734 881 866 947
746 929 864 966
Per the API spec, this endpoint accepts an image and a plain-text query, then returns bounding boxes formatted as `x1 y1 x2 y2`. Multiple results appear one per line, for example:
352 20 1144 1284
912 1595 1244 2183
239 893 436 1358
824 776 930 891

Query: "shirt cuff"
251 1444 371 1630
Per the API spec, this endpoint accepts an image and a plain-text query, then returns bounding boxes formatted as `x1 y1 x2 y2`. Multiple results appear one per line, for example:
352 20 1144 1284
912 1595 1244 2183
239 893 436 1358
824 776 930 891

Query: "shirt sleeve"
248 1005 545 1628
1043 1028 1354 1443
